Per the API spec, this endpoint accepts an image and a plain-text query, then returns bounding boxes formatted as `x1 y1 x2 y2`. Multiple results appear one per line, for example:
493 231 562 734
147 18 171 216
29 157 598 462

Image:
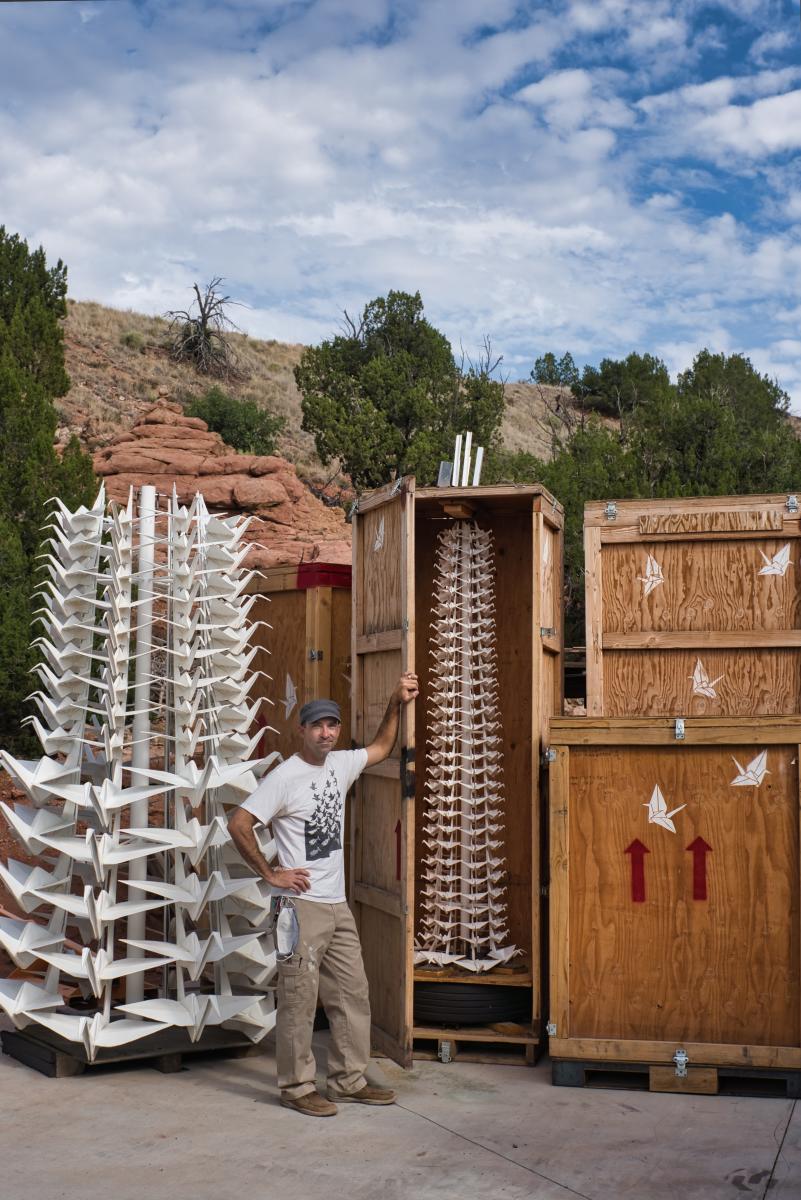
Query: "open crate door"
351 477 415 1066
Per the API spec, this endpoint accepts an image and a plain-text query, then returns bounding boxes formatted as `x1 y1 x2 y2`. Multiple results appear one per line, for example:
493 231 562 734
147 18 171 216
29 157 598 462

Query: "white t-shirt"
241 749 368 903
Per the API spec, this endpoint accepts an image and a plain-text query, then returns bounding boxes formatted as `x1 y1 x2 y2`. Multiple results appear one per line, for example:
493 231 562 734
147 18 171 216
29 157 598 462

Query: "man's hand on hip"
268 865 311 894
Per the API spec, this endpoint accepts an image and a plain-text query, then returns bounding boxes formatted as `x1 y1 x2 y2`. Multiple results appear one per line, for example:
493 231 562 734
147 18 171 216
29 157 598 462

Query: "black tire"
413 982 531 1027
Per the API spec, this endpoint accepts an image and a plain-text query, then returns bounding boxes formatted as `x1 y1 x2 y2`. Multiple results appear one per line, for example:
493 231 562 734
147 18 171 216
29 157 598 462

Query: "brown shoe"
327 1084 396 1105
280 1090 338 1117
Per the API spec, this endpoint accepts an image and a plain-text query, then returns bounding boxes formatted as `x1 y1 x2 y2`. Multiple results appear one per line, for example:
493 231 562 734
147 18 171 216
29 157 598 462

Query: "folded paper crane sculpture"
414 521 518 973
0 485 281 1056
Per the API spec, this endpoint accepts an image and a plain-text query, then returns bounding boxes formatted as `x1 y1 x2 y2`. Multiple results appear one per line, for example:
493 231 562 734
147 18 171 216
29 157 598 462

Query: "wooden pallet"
1 1024 265 1078
552 1059 801 1099
412 1024 540 1067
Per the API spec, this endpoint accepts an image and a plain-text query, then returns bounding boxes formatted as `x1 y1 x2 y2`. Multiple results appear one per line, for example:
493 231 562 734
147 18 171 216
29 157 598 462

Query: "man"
228 671 419 1117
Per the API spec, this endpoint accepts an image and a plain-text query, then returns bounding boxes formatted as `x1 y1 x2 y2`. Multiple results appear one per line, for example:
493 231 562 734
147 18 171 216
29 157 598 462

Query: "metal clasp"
673 1048 688 1078
604 502 618 521
674 718 685 741
438 1040 453 1063
546 1021 557 1037
787 495 799 513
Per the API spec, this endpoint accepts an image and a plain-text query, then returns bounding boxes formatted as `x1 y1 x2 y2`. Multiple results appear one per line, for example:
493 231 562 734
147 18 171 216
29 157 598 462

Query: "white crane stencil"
638 554 664 596
643 784 686 833
690 659 724 699
731 749 769 787
758 544 792 576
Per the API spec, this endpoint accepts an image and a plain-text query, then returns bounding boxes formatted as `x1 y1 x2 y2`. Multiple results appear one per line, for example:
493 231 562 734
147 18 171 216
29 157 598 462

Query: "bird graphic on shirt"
304 769 343 860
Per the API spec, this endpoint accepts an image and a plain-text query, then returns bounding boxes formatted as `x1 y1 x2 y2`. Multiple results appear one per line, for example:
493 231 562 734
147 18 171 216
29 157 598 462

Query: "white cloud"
0 0 800 411
749 29 793 64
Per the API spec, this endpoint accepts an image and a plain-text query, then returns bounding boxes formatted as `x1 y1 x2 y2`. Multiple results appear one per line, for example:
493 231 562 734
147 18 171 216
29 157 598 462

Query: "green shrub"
120 330 145 351
184 386 285 455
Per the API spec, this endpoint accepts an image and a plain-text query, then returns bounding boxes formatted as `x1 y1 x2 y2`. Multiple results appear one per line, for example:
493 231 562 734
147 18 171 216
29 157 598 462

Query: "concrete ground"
2 1026 799 1200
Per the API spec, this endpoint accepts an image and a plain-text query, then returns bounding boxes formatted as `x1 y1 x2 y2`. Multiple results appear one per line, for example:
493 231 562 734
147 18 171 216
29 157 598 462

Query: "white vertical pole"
126 484 157 1003
461 432 473 487
472 446 484 487
451 435 462 487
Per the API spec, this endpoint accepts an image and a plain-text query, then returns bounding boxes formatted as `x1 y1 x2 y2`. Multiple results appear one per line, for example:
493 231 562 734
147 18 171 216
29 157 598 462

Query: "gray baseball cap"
299 699 342 725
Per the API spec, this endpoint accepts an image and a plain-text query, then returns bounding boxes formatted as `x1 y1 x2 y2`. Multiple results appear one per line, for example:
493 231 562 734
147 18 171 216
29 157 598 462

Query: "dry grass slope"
58 300 580 482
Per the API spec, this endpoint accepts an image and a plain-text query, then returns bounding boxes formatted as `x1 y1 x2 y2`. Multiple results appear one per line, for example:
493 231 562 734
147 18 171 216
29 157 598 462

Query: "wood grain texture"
351 483 412 1066
549 1037 801 1069
584 527 604 716
640 512 783 535
550 715 801 744
603 649 801 717
602 539 801 634
565 745 800 1048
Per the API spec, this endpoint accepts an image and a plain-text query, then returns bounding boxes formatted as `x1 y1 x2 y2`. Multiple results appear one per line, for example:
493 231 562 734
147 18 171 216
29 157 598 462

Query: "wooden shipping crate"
245 562 352 763
548 717 801 1074
351 477 564 1067
584 493 801 717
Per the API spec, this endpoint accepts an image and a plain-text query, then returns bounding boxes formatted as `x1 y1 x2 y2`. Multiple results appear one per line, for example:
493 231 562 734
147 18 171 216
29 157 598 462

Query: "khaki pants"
276 898 371 1099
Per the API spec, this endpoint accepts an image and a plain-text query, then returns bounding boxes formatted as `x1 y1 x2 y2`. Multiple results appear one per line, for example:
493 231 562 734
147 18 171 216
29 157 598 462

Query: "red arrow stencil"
687 837 712 900
625 839 650 902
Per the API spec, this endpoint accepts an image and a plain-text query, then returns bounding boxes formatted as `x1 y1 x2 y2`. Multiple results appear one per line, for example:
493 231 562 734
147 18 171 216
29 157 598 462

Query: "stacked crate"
549 494 801 1093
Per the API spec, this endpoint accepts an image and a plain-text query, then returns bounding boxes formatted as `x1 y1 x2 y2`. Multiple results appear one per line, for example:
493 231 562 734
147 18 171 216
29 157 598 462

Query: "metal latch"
673 1048 688 1078
546 1022 557 1037
787 495 799 513
308 649 324 662
438 1040 453 1064
604 502 618 521
543 748 557 765
540 626 556 638
390 477 404 497
674 718 685 741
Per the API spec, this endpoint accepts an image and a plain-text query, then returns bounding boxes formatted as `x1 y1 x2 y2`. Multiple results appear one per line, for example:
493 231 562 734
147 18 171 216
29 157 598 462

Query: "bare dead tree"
165 278 243 379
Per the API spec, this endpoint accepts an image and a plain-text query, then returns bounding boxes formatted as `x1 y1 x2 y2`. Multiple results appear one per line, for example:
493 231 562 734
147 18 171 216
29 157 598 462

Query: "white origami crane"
690 659 724 699
283 673 297 718
638 554 664 596
373 515 385 552
731 749 769 787
29 1011 171 1062
758 544 792 577
643 784 686 833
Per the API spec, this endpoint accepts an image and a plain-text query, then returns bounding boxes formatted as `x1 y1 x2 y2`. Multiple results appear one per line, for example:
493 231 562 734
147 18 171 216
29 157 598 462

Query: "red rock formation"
94 403 351 568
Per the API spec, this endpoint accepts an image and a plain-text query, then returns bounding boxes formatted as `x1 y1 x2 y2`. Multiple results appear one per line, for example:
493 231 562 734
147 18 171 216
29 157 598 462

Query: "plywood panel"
604 649 801 717
602 540 801 634
566 745 800 1048
360 505 403 636
254 591 305 763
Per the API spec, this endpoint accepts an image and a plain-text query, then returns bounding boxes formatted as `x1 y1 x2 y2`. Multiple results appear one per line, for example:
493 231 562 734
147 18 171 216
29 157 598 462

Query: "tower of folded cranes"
414 514 518 973
0 485 280 1060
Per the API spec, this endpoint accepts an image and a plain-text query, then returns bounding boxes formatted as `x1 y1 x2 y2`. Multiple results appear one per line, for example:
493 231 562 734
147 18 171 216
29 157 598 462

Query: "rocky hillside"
58 300 576 478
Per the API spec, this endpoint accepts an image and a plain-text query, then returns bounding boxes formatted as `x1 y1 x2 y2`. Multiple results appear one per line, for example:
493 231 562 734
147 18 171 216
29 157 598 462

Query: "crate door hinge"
308 649 324 662
604 501 617 521
540 626 556 638
546 1022 557 1037
786 494 799 513
542 747 557 765
673 1048 688 1078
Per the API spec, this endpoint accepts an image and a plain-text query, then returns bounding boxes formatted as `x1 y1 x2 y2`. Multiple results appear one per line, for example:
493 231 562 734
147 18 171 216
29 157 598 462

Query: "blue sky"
2 0 801 404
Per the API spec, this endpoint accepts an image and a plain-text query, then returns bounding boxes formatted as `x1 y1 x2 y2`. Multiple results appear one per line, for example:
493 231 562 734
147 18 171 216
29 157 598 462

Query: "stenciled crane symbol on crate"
623 749 770 905
0 485 282 1059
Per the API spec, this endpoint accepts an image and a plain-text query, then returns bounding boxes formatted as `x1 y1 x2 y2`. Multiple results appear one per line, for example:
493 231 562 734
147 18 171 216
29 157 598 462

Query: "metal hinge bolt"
604 502 618 521
546 1022 557 1037
543 748 557 764
673 1048 688 1078
540 626 556 638
438 1040 453 1064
